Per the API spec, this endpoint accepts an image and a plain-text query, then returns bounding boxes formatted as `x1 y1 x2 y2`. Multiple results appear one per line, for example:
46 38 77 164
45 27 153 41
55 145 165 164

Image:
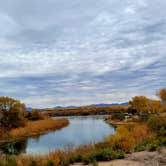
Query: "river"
1 115 115 155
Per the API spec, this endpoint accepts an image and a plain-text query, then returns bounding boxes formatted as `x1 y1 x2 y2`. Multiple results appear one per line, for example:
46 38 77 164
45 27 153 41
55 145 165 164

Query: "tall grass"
1 118 69 142
0 142 124 166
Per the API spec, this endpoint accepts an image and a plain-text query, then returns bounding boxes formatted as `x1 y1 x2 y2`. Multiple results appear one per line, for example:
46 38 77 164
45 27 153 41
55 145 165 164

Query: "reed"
0 118 69 142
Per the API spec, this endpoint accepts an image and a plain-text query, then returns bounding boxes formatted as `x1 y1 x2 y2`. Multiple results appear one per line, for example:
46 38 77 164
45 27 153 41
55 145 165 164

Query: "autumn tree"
130 96 151 113
149 100 164 113
157 88 166 104
0 97 26 130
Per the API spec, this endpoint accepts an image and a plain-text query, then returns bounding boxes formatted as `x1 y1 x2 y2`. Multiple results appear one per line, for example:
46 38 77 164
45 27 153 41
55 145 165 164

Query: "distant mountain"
27 102 129 110
26 107 33 111
54 102 129 108
87 102 129 107
54 105 78 109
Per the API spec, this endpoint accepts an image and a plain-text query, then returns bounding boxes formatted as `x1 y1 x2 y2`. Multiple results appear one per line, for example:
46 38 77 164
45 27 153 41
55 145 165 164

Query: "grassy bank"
0 118 69 144
0 142 125 166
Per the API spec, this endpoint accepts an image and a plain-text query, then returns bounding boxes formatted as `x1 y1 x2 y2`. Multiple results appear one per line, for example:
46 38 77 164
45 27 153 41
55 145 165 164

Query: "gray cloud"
0 0 166 107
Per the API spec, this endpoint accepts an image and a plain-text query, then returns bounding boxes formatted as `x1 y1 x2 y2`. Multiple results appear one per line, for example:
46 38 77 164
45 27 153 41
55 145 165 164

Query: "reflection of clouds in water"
26 116 114 155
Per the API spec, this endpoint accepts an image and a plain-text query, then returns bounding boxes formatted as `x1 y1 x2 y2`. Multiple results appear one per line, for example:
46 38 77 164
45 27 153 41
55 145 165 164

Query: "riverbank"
0 118 69 145
105 118 136 126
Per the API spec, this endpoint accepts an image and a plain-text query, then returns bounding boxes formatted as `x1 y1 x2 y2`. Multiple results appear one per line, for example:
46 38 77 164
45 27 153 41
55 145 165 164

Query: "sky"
0 0 166 108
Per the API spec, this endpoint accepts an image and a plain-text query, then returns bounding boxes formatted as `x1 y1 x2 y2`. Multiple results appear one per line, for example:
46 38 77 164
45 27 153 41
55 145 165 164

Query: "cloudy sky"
0 0 166 108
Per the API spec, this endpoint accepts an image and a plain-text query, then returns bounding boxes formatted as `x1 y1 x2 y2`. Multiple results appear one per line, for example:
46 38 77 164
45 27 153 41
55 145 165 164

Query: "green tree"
0 97 26 130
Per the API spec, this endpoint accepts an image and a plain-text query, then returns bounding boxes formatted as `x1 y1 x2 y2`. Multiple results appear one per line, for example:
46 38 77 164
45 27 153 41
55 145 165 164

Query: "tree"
157 88 166 104
149 100 164 113
26 110 44 121
130 96 151 113
147 115 166 136
0 97 26 130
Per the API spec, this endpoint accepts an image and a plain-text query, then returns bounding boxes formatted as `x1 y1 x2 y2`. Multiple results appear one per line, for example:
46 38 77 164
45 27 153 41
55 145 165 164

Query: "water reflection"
1 139 28 155
26 116 115 155
1 115 115 155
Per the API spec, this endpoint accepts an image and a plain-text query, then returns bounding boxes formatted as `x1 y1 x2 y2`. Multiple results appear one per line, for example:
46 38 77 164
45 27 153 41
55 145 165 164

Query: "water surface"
2 115 115 155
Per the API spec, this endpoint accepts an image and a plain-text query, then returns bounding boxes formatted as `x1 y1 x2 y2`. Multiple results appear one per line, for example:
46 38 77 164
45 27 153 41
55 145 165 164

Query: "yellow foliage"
157 88 166 103
108 124 150 151
131 124 149 144
108 126 135 151
130 96 150 113
149 100 164 113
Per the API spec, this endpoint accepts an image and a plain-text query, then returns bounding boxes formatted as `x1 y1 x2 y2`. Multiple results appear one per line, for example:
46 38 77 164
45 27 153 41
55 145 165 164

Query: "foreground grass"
0 143 125 166
0 135 165 166
0 118 69 143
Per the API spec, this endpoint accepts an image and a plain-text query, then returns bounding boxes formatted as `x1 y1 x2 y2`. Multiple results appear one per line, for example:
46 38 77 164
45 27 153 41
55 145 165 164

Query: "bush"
93 148 117 161
135 135 161 152
134 142 147 152
160 137 166 146
81 148 124 164
108 126 135 151
26 110 44 121
147 115 166 136
131 124 149 144
29 160 39 166
0 156 17 166
111 113 125 121
92 160 98 166
44 160 56 166
0 97 26 130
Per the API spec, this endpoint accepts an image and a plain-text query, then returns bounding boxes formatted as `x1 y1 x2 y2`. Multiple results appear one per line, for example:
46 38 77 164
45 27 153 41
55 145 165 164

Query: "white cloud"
0 0 166 107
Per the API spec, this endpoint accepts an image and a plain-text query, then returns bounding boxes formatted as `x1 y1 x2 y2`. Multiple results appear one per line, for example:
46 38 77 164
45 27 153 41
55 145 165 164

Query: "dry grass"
1 118 69 141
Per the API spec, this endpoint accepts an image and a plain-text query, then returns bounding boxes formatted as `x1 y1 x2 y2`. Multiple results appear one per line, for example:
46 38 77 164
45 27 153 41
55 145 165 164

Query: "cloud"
0 0 166 107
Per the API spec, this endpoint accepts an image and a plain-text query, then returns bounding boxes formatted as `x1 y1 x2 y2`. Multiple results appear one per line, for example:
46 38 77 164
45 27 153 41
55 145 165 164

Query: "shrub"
1 139 27 155
26 110 44 121
44 160 56 166
160 137 166 146
131 124 149 144
111 113 125 121
81 148 124 164
29 160 39 166
135 135 161 152
0 97 26 130
82 154 93 164
93 148 117 161
108 126 135 151
147 115 166 136
0 156 17 166
92 160 98 166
